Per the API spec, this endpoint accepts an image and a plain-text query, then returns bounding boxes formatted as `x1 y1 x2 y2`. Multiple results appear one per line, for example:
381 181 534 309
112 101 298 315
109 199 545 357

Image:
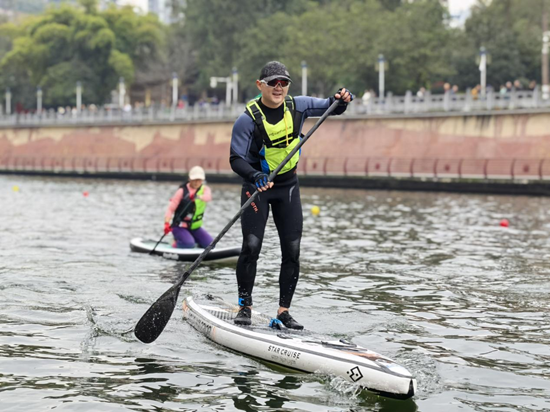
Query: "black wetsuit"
230 95 347 308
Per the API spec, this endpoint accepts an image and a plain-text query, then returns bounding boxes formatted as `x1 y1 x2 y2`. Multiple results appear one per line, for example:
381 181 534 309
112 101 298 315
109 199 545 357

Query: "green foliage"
461 0 546 89
237 0 451 97
0 0 548 109
0 1 164 108
78 0 97 14
182 0 313 99
379 0 403 11
380 0 453 94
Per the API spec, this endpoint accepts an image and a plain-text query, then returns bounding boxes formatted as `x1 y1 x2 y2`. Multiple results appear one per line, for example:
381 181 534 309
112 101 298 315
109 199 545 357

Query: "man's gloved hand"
335 88 354 104
164 222 172 235
253 172 271 191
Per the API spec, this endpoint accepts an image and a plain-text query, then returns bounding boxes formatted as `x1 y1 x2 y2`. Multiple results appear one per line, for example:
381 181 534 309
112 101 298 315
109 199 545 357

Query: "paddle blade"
134 282 182 343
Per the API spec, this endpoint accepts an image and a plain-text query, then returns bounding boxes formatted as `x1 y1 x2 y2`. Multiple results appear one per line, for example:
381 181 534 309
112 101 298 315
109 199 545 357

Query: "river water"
1 175 549 412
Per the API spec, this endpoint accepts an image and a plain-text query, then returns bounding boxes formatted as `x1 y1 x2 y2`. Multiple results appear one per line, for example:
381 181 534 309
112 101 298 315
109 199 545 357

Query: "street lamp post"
232 67 238 104
479 46 488 98
5 88 11 115
37 87 43 114
171 72 178 106
76 81 82 113
301 61 307 96
543 31 550 100
118 77 125 109
171 72 178 120
377 54 386 100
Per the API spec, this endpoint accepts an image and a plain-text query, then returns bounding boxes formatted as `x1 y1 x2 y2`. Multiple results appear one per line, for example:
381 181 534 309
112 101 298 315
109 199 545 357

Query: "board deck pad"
200 295 302 334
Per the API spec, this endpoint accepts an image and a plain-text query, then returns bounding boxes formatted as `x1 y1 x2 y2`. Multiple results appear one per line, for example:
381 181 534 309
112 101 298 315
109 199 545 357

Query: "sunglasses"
261 79 291 88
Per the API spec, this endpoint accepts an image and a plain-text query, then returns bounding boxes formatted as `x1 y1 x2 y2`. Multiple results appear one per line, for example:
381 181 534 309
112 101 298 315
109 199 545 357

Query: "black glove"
253 172 269 189
336 88 354 105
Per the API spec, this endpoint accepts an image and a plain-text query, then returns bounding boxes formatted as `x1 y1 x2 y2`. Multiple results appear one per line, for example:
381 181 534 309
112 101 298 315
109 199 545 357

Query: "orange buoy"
500 219 509 227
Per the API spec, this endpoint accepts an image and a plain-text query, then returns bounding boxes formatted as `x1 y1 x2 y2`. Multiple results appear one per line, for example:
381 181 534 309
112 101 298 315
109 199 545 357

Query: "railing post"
409 158 415 178
424 91 431 112
387 158 393 177
511 159 516 179
404 91 412 114
487 89 494 110
464 88 472 112
367 95 373 114
385 92 393 114
483 159 489 179
443 92 450 112
509 89 517 110
433 159 439 178
533 86 540 108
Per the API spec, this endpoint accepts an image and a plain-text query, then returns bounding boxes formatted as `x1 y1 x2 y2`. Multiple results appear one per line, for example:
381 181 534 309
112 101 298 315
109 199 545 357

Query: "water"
1 175 549 411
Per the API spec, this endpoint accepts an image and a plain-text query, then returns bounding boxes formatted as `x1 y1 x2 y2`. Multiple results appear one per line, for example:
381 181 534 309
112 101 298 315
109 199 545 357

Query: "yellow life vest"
173 185 207 230
246 96 300 175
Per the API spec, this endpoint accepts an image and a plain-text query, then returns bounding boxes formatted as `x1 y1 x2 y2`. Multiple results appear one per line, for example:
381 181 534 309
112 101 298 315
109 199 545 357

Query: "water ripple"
1 177 550 410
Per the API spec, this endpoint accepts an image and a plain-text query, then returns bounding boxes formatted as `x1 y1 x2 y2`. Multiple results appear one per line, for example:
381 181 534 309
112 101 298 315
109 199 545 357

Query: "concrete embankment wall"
2 111 550 194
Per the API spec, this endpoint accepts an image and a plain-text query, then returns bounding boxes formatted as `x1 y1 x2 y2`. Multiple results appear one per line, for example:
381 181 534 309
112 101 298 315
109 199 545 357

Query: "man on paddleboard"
230 61 353 329
164 166 214 249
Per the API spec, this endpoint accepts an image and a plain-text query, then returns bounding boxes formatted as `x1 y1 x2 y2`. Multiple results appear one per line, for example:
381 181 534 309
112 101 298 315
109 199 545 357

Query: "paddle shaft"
149 233 168 255
134 99 340 343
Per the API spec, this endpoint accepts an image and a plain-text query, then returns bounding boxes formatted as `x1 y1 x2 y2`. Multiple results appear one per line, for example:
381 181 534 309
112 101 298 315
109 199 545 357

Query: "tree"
0 0 165 108
462 0 545 88
376 0 453 94
182 0 313 100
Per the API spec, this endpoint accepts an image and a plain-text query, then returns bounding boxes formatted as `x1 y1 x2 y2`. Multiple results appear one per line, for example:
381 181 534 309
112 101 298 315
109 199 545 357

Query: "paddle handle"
179 99 341 284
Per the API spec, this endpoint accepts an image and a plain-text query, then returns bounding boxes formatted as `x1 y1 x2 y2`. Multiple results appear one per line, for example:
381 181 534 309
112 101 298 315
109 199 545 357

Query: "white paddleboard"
129 237 240 263
182 295 416 399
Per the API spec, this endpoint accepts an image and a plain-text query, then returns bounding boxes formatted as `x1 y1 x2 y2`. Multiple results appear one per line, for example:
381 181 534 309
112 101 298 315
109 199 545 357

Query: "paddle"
134 99 341 344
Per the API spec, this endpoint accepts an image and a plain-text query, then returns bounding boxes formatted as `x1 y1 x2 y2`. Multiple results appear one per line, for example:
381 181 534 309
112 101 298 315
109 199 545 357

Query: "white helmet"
188 165 206 180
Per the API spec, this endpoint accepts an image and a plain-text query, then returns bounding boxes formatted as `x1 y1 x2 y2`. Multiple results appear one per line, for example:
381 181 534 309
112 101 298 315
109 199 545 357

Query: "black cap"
259 61 292 83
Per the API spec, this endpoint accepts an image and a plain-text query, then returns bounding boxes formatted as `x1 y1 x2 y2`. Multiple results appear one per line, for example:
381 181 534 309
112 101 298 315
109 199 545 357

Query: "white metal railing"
349 87 550 116
1 88 549 127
